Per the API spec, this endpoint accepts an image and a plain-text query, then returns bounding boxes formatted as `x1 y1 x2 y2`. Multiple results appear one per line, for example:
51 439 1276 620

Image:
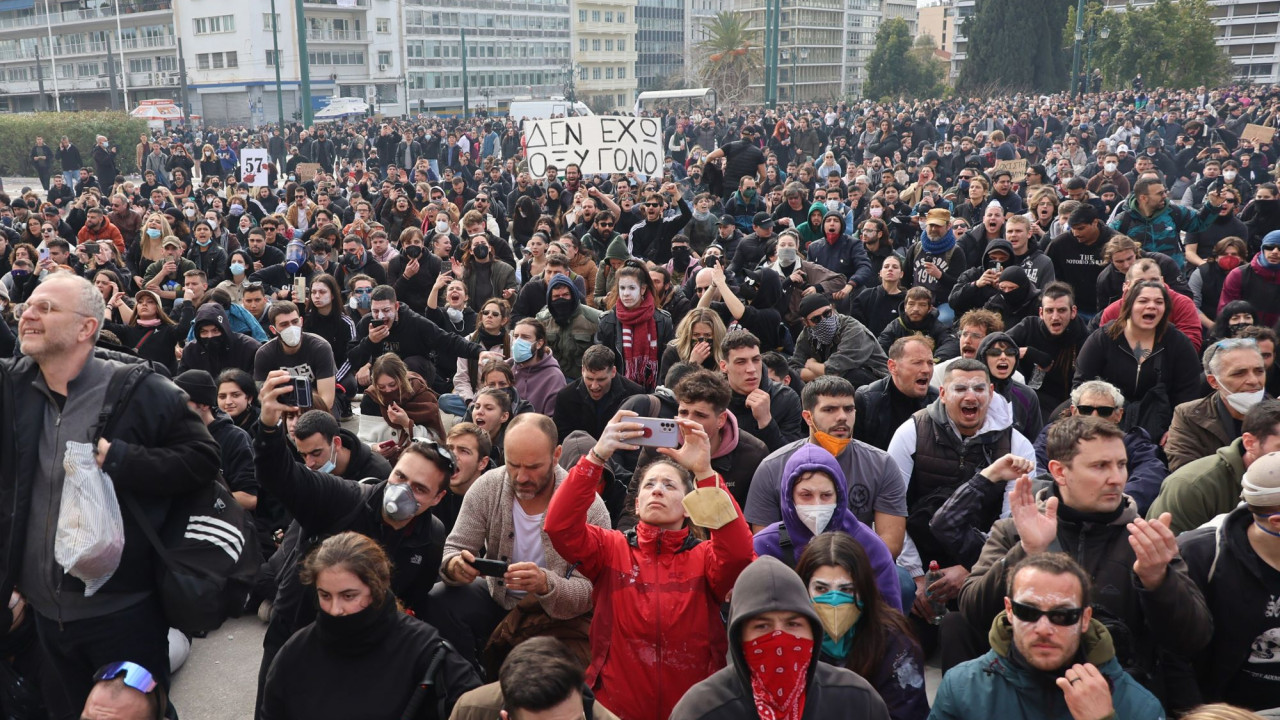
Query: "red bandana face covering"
744 630 812 720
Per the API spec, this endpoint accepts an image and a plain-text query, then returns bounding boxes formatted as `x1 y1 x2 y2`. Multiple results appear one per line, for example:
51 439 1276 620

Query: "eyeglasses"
16 299 96 318
94 661 159 695
807 308 834 324
1008 600 1084 627
597 222 614 228
353 287 374 295
42 228 55 234
985 347 1018 358
1075 404 1117 417
480 310 504 317
644 202 661 208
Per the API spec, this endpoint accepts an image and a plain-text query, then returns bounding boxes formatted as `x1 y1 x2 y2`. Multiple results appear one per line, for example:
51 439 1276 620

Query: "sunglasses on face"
1075 404 1117 417
985 347 1018 358
480 310 504 317
1008 600 1084 626
808 308 834 323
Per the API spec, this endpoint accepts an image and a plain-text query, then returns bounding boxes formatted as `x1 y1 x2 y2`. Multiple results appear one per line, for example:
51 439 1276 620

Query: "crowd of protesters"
3 79 1280 720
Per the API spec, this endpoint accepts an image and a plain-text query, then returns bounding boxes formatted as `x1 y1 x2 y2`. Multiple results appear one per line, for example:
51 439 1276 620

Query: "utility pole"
1069 0 1085 95
43 0 60 111
295 0 313 125
106 34 120 110
270 0 285 124
460 26 469 121
178 37 190 128
35 42 47 111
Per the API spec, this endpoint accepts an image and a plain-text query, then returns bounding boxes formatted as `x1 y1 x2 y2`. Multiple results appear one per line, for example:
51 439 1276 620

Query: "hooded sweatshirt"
975 332 1043 440
753 445 902 612
514 350 567 416
795 202 829 247
179 302 262 376
669 556 891 720
948 237 1015 314
806 210 874 288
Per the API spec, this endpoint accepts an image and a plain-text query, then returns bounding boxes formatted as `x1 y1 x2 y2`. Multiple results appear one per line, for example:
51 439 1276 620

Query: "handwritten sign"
992 158 1028 183
522 116 664 180
295 163 322 182
1241 123 1276 146
241 149 270 187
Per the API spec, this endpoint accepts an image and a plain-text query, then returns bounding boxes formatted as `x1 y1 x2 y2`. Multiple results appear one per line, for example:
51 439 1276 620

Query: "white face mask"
617 280 641 308
796 503 837 535
279 325 303 347
1104 162 1117 173
1224 387 1265 415
1223 171 1238 181
436 220 450 235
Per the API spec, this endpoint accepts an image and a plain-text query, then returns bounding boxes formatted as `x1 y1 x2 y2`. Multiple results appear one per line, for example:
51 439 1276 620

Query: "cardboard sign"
522 116 664 180
992 158 1028 183
1241 123 1276 146
295 163 322 182
241 149 270 187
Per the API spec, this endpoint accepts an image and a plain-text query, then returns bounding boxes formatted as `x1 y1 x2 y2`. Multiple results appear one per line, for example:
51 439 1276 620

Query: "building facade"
571 0 637 111
1101 0 1278 84
635 0 683 91
685 0 726 87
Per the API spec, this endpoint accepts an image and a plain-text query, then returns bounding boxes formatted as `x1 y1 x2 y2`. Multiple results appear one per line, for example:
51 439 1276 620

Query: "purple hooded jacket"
753 444 902 612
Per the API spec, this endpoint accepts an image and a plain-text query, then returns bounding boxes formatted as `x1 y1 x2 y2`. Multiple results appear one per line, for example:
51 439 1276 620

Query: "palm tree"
696 12 762 105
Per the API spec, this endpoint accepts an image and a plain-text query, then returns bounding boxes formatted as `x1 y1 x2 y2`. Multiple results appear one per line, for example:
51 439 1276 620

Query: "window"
196 53 209 70
578 9 585 21
618 93 625 106
225 51 237 68
378 51 391 65
592 67 601 79
605 67 614 79
266 50 278 67
618 66 625 78
616 11 625 22
592 39 600 51
263 13 279 32
128 57 153 73
617 39 625 51
212 53 223 68
605 39 613 50
193 15 234 35
605 11 613 21
579 66 587 80
376 17 389 33
591 10 600 21
579 38 587 51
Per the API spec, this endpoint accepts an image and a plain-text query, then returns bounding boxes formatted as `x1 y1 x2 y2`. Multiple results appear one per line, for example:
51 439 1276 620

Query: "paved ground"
169 615 267 720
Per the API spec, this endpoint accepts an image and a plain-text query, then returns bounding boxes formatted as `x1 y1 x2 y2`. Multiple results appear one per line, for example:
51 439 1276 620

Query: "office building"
572 0 638 111
635 0 683 91
1102 0 1278 84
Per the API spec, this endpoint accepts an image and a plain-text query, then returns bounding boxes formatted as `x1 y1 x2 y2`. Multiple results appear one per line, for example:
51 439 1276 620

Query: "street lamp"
781 47 808 104
1084 24 1110 92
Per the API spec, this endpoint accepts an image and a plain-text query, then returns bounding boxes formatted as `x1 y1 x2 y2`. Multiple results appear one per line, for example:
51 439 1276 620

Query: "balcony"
119 35 176 50
303 0 370 8
0 0 171 32
307 28 372 42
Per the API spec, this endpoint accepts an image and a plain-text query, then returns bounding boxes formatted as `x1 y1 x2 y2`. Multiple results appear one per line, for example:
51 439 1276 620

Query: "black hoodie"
1007 313 1089 412
669 556 891 720
179 302 262 376
975 332 1043 440
949 237 1015 315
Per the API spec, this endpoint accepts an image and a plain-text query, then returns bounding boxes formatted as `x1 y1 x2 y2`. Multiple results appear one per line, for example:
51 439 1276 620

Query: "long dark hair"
1107 279 1171 342
794 532 919 680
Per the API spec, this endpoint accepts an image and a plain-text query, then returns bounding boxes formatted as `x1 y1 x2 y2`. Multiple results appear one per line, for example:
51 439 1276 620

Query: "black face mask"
672 246 691 272
402 245 423 259
345 253 363 268
739 279 759 302
548 297 577 321
472 244 490 260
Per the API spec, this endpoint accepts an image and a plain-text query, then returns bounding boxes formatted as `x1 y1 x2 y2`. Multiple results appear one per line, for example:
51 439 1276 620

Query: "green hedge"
0 111 149 176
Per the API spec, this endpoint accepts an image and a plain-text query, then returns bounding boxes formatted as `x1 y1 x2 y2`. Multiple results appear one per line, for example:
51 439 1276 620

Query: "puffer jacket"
1110 194 1219 266
668 556 891 720
876 305 960 361
545 456 754 720
805 210 874 288
753 444 902 611
930 614 1165 720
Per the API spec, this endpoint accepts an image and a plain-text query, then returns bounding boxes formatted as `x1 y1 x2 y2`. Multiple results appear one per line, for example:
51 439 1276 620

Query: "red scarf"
615 292 659 390
744 631 812 720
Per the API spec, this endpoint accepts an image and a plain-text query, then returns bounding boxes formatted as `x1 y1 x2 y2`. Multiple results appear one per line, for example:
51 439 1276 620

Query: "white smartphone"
632 417 679 449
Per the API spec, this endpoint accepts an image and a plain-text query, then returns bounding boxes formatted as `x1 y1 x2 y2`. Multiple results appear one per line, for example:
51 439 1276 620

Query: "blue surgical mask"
512 337 535 363
229 262 245 276
146 228 161 239
318 440 338 474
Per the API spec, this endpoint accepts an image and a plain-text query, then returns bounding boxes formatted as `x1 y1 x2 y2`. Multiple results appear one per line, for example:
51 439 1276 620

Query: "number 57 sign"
242 149 270 187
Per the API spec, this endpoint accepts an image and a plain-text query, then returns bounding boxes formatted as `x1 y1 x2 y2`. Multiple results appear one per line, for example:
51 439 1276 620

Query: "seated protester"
790 294 888 386
1219 230 1280 328
218 368 261 438
594 263 675 392
253 372 453 715
1074 280 1202 439
1093 235 1191 323
386 227 440 314
876 286 961 360
902 208 969 321
296 406 393 480
620 369 770 530
855 336 939 452
721 329 806 452
955 417 1213 709
982 266 1041 331
511 318 567 417
1032 380 1168 516
450 636 622 720
333 234 388 290
553 345 645 443
746 376 908 568
301 274 357 416
366 353 447 455
931 553 1164 720
947 238 1015 317
186 220 229 285
1188 235 1248 325
1002 215 1055 288
82 662 168 720
511 252 582 324
763 350 804 396
1177 451 1280 713
470 386 515 466
764 232 848 331
795 533 929 720
424 274 476 338
850 254 907 336
696 263 790 355
103 288 183 374
1007 282 1090 416
1211 300 1260 343
346 285 493 402
1148 399 1280 535
538 272 602 383
253 301 337 413
1166 338 1268 472
430 414 607 671
668 556 892 720
1044 202 1115 318
433 422 493 536
649 263 694 329
1096 257 1204 352
754 444 902 611
544 410 754 720
174 369 258 510
658 307 726 384
1241 325 1280 398
978 332 1043 441
261 532 480 720
240 282 273 338
142 236 197 307
459 233 517 313
243 227 286 274
803 211 873 295
179 300 261 376
446 298 511 415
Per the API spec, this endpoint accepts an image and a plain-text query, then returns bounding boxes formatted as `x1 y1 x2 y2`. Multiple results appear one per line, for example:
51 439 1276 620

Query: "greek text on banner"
522 116 664 179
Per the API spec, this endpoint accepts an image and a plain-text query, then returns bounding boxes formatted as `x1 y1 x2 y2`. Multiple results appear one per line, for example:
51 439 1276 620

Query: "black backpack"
96 362 261 635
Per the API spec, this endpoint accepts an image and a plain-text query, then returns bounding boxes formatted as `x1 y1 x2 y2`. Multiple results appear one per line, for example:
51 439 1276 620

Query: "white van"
507 98 593 121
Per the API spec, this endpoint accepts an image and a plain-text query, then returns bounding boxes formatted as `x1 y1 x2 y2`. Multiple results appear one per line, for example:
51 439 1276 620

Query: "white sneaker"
257 600 273 624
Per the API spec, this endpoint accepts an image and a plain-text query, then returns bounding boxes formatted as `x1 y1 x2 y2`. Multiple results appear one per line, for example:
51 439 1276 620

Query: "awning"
129 99 185 121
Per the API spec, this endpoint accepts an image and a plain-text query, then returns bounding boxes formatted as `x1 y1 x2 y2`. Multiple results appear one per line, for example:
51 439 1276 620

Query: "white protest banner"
522 116 664 179
241 149 270 187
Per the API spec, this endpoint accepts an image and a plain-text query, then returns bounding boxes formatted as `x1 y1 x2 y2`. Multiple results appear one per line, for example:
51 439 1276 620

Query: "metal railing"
0 0 171 31
306 28 372 42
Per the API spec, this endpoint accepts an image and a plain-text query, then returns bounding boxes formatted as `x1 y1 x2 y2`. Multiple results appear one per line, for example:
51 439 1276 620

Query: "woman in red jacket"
544 410 754 720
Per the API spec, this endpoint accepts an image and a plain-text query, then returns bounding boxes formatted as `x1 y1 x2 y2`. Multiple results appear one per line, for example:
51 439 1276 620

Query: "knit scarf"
920 227 956 256
616 293 659 390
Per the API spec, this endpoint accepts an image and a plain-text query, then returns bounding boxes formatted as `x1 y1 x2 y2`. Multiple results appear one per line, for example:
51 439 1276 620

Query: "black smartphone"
280 376 312 408
467 558 510 577
81 242 100 255
370 318 387 328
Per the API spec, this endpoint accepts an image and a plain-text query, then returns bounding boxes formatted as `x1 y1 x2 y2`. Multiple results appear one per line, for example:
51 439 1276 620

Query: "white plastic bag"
54 441 125 596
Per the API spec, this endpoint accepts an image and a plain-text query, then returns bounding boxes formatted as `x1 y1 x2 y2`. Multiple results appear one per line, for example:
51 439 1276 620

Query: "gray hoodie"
669 556 891 720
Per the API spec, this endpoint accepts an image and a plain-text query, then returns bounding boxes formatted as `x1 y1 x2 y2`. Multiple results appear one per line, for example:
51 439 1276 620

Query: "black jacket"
628 199 692 263
1073 323 1202 408
593 307 676 391
0 352 219 619
854 376 938 451
876 306 960 361
346 304 484 375
386 253 441 315
179 302 262 377
1007 314 1089 411
727 374 805 452
552 375 645 442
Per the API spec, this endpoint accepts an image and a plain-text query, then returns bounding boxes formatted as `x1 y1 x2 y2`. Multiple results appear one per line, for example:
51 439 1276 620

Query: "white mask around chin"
617 280 642 308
